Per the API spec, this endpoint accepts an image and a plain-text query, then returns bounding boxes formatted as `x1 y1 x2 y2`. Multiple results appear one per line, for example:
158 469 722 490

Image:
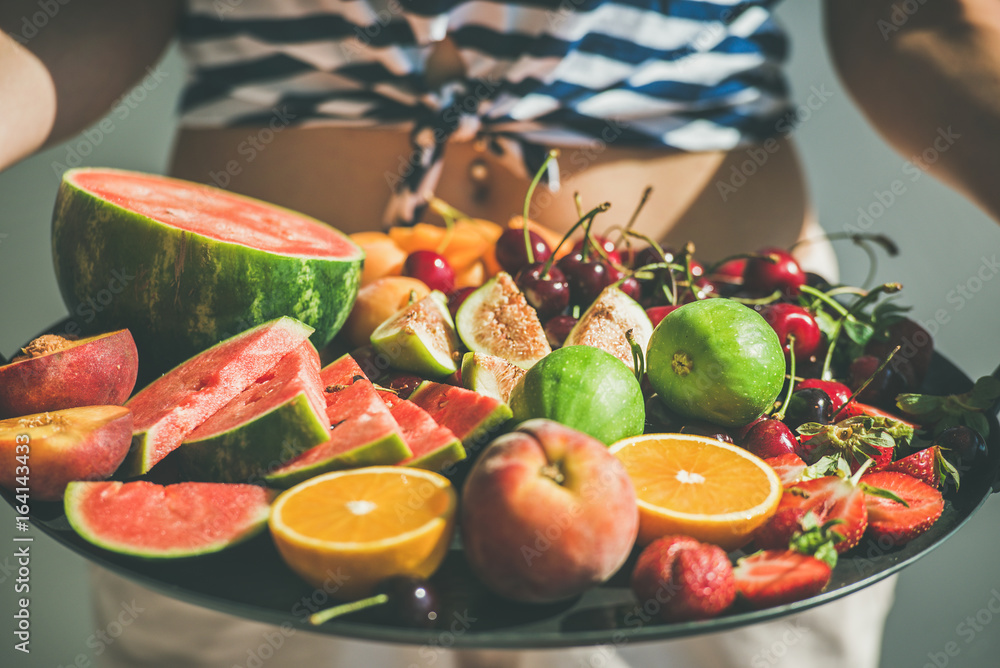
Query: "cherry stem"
309 593 389 625
831 345 902 421
614 185 653 249
773 334 797 421
728 289 783 306
789 232 899 256
820 317 843 381
542 203 612 276
799 284 851 318
623 230 677 304
681 242 698 301
573 192 584 220
522 150 559 265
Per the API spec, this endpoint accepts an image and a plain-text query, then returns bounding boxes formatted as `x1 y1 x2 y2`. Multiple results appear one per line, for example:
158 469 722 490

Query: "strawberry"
630 535 736 622
733 550 832 609
797 414 912 471
836 401 920 430
764 453 807 487
861 471 944 546
754 475 868 553
883 445 960 489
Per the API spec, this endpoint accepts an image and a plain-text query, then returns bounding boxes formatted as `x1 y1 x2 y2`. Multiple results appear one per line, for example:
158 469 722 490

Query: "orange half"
609 434 781 550
269 467 456 599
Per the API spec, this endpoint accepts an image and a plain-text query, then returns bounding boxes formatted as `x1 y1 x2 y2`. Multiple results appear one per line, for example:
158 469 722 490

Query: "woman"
3 1 1000 666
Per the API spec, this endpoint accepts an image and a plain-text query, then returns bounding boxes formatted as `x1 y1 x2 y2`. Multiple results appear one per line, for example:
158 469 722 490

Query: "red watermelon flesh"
125 317 314 475
376 389 466 472
70 170 356 258
264 354 411 487
64 480 271 558
178 341 329 482
408 381 512 450
185 341 325 441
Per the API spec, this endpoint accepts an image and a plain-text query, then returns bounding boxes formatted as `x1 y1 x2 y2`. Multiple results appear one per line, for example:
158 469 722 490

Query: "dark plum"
935 425 989 471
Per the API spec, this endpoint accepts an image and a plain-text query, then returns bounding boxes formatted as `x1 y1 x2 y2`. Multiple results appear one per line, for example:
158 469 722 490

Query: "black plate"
4 344 999 649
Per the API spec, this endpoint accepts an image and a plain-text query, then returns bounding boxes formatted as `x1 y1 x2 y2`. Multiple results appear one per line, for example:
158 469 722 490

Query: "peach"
0 406 133 501
341 276 430 348
460 419 638 603
0 330 139 419
349 231 407 286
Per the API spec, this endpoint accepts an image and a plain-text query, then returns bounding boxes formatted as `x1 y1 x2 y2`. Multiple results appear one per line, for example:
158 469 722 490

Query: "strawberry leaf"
936 448 961 490
789 513 843 569
896 393 944 416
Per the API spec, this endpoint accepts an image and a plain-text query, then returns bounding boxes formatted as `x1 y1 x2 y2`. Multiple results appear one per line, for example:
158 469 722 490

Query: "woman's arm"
825 0 1000 222
0 0 179 172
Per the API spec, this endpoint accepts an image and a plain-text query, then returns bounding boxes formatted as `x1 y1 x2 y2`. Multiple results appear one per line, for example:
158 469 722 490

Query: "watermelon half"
264 353 411 488
51 168 363 373
124 316 314 476
64 480 272 558
178 341 329 483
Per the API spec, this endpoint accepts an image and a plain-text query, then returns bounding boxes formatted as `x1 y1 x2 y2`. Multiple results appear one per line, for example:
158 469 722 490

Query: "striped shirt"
178 0 790 224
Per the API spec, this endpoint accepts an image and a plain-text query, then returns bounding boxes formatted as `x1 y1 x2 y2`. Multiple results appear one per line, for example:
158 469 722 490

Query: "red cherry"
741 419 799 459
743 247 806 297
797 379 852 415
646 305 680 328
515 263 570 320
495 228 551 276
571 235 621 265
544 314 577 348
712 258 747 280
447 286 475 319
403 250 455 293
619 277 642 301
761 303 821 361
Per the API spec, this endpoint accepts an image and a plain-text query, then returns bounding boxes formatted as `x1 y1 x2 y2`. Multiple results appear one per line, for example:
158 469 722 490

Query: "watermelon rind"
52 168 363 373
64 481 272 559
178 392 330 484
263 432 411 488
376 390 467 472
123 316 314 477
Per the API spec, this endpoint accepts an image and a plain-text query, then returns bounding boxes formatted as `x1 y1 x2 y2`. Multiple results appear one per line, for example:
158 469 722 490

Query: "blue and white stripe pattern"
178 0 789 224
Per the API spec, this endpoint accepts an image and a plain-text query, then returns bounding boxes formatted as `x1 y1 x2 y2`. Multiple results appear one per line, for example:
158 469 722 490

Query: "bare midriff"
169 39 813 264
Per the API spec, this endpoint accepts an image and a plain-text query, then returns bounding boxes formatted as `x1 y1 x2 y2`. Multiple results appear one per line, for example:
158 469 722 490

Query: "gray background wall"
2 3 999 667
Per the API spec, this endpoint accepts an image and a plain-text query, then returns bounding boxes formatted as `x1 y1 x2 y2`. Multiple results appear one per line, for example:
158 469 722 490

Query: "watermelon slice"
265 354 411 488
408 381 512 453
124 316 314 476
52 168 363 373
178 342 329 483
376 389 466 472
64 480 271 558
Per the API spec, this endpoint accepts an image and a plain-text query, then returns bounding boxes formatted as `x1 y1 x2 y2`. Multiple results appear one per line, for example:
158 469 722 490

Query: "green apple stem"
831 345 902 420
541 203 611 276
773 334 797 421
309 593 389 625
522 150 560 265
